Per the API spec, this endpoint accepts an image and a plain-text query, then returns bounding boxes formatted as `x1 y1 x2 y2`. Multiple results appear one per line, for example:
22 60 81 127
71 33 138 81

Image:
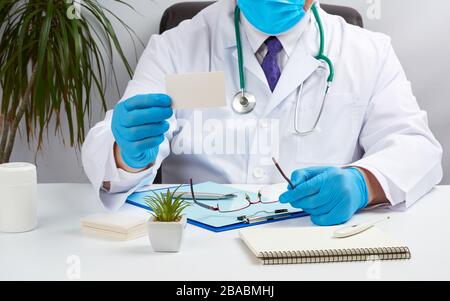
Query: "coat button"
260 119 269 128
252 168 266 179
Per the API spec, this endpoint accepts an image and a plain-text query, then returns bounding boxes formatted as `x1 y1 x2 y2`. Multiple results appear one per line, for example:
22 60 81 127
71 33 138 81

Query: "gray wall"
8 0 450 184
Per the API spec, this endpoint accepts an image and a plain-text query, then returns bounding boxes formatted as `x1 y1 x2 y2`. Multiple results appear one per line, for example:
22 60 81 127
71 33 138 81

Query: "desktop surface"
1 183 449 281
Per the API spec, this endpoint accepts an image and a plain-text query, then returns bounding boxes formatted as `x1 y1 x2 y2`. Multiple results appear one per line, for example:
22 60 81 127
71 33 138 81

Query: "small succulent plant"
144 185 190 222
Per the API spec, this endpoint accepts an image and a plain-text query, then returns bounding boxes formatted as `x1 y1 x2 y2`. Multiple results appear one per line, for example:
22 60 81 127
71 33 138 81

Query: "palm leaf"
0 0 142 162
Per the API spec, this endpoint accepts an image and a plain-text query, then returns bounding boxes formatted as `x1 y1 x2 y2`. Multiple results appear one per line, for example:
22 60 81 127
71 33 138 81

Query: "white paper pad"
80 207 149 240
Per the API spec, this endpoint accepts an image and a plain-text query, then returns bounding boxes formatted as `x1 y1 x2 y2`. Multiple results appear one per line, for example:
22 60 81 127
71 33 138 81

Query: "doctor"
82 0 442 226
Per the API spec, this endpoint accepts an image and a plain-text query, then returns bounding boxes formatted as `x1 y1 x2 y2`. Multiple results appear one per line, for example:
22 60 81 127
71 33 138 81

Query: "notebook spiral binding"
260 247 411 265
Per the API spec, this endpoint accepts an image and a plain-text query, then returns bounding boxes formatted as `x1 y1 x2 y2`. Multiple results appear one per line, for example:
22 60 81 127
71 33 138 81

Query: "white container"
0 162 37 233
147 215 187 252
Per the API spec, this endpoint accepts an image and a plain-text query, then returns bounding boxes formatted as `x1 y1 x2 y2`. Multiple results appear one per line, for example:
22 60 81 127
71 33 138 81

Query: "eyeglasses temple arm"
189 178 220 211
271 157 295 189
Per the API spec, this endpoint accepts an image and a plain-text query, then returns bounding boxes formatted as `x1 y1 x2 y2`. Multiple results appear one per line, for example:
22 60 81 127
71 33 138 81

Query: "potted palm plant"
145 186 190 252
0 0 140 163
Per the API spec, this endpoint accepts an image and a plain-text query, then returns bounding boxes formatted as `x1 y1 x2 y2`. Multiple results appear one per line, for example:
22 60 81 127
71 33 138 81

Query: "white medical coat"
82 0 443 210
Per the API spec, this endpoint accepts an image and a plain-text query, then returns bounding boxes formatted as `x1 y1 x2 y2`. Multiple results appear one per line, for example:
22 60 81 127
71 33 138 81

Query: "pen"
173 192 237 201
240 212 294 224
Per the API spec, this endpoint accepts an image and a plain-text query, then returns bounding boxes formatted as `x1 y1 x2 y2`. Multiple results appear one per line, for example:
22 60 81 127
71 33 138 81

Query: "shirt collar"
241 9 312 58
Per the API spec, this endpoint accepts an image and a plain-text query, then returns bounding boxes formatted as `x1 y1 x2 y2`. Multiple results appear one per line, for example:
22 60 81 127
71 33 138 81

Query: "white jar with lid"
0 162 37 233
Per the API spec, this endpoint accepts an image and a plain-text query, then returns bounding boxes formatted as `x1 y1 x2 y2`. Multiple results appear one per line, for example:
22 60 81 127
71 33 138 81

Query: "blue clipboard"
126 182 309 232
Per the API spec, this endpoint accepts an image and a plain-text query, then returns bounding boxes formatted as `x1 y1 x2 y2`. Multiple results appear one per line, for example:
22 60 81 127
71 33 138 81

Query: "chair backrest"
154 1 363 184
160 1 363 34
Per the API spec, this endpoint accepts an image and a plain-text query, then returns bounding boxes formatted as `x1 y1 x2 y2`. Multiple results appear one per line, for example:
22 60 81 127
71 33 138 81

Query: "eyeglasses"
189 179 279 213
188 158 293 213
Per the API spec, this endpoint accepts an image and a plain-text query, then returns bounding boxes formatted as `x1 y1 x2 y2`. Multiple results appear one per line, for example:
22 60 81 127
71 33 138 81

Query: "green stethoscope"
232 3 335 135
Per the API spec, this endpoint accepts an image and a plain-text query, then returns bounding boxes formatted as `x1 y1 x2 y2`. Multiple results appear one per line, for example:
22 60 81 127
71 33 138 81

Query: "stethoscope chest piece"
232 91 256 114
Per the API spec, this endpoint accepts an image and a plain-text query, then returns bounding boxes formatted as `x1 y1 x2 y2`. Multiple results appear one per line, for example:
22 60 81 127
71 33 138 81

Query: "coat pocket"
294 92 366 165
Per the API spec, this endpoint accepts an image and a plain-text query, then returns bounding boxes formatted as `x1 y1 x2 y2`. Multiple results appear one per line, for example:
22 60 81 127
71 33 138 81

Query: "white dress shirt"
241 10 312 70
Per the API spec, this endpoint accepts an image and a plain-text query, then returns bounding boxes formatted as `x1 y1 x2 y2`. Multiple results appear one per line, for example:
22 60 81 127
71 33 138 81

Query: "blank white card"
165 72 227 109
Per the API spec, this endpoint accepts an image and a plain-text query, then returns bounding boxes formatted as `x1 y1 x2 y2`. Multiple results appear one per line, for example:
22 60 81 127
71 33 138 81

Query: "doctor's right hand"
111 94 173 169
279 167 369 226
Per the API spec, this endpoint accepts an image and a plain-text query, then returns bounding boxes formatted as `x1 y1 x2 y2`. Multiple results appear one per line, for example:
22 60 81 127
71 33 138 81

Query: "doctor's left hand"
279 167 369 226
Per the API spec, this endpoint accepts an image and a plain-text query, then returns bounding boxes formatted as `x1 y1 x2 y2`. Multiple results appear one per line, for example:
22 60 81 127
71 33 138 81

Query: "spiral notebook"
240 226 411 265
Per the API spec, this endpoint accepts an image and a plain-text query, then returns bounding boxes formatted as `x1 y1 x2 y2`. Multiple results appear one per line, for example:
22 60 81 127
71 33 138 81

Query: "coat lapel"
230 37 267 86
262 48 321 117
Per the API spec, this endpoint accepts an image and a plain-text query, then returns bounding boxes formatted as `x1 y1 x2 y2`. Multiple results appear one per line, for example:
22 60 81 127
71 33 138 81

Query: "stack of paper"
81 209 149 241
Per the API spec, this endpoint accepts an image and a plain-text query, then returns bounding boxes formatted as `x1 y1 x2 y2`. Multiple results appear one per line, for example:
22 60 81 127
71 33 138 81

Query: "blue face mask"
237 0 306 35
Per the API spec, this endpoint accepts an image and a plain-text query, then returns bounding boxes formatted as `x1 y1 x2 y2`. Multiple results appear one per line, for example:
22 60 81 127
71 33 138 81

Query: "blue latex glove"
279 167 369 226
111 94 173 169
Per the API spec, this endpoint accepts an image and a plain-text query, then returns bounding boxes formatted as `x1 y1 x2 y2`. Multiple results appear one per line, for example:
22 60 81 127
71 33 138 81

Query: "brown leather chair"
160 1 363 33
154 1 363 184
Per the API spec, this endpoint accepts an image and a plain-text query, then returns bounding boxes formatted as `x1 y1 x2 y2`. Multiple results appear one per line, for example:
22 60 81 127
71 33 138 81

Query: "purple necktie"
261 36 283 92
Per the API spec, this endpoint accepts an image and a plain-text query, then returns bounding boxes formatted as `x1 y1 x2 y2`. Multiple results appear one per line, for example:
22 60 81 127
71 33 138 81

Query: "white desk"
1 183 449 281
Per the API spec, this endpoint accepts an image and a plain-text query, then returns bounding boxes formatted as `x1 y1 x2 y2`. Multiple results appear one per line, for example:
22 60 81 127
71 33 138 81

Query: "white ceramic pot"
147 215 187 252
